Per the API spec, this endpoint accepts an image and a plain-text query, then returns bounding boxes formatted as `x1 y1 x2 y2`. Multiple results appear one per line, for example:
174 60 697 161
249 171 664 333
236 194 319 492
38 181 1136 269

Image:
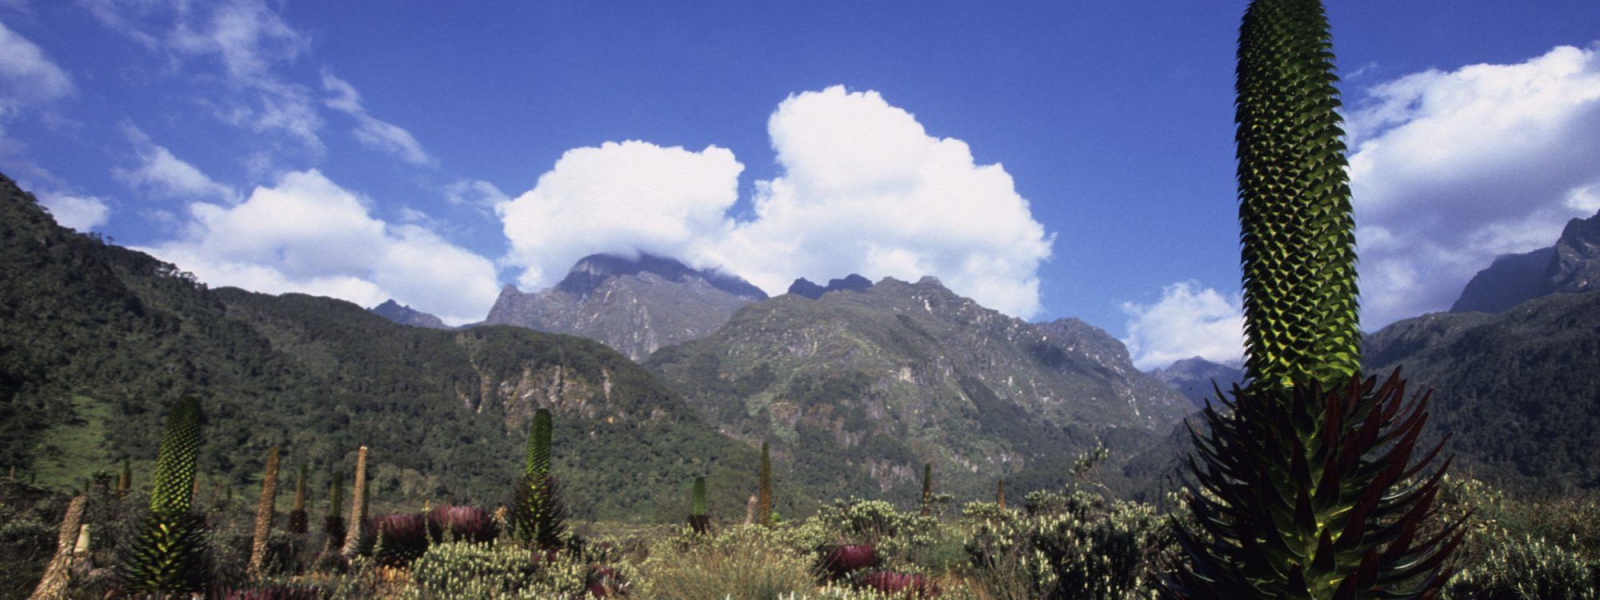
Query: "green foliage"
965 488 1168 600
1234 0 1361 391
809 497 940 571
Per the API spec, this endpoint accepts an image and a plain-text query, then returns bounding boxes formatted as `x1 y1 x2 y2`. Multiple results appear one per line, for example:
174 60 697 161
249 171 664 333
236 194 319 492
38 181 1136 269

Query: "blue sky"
2 0 1597 369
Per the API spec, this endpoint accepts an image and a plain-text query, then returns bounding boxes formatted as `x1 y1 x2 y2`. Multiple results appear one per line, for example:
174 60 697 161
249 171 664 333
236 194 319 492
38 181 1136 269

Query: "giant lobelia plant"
119 395 209 595
510 408 566 550
1161 1 1465 598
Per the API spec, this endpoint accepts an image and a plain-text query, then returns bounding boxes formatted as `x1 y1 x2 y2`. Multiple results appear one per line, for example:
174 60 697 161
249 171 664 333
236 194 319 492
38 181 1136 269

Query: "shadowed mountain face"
484 253 768 361
1149 357 1246 409
369 299 449 329
1366 289 1600 492
645 275 1192 503
1452 209 1600 314
0 173 767 519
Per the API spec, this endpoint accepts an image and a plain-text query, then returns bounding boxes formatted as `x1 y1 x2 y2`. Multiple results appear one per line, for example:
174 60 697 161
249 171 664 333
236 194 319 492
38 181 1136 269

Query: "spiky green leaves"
150 395 202 515
527 408 552 478
1236 0 1361 391
120 512 210 594
510 474 568 551
1163 371 1465 599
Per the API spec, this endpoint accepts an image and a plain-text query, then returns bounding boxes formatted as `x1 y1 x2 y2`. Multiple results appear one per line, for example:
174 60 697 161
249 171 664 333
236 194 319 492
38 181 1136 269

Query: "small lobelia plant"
288 462 309 535
510 408 566 551
1160 1 1465 598
118 395 209 595
689 476 711 534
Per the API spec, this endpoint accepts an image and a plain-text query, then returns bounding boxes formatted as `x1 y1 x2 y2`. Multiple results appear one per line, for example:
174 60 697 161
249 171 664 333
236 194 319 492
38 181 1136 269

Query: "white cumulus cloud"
1120 281 1245 371
38 192 110 231
1347 44 1600 328
498 86 1055 318
140 169 500 325
498 141 745 288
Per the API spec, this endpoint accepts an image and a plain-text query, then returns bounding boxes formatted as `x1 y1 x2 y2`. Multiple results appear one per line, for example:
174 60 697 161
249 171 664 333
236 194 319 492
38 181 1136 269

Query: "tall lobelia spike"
1161 1 1462 598
511 409 566 549
29 496 86 600
757 442 772 527
995 477 1005 510
118 395 209 595
249 446 281 578
1234 0 1361 392
527 408 552 477
150 395 202 515
688 476 710 534
288 462 309 534
341 446 369 558
920 463 933 516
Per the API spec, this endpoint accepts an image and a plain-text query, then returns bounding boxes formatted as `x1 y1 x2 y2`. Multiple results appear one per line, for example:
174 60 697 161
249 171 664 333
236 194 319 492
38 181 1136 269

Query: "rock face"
369 299 448 329
1452 209 1600 314
646 275 1191 502
484 253 768 361
787 274 874 299
1149 357 1246 409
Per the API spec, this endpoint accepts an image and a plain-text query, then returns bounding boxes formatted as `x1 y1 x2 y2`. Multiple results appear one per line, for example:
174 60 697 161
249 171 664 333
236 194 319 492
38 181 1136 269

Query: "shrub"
643 524 818 600
965 489 1166 600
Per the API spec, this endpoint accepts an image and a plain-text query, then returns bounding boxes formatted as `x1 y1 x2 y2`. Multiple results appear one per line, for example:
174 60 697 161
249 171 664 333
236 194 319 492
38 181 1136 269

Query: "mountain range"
646 275 1192 501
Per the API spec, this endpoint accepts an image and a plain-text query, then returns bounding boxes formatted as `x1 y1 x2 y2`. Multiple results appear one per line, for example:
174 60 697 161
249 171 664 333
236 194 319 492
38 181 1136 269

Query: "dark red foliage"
585 564 629 597
823 544 881 579
427 504 498 544
216 585 326 599
687 514 711 534
368 513 430 566
856 572 937 598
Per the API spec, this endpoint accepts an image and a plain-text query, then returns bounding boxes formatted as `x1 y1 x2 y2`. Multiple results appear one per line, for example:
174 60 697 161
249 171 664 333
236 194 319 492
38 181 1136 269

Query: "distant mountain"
645 275 1192 503
369 299 448 329
1452 209 1600 313
1366 289 1600 492
787 274 874 299
1150 357 1246 409
485 253 768 361
0 173 767 520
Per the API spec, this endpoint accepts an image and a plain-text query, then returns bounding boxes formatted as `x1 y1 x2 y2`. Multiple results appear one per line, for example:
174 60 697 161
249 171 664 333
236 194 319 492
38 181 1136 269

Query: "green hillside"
0 172 766 521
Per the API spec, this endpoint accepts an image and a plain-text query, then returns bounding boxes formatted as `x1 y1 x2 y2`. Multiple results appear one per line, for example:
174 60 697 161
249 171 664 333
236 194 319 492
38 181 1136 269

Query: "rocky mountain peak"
1452 209 1600 314
787 273 874 299
484 253 766 361
369 299 448 329
555 252 767 301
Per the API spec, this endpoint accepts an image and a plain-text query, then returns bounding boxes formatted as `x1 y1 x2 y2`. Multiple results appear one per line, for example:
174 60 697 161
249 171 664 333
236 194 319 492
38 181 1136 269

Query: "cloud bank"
498 86 1055 318
1347 44 1600 328
0 20 73 109
141 169 500 325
